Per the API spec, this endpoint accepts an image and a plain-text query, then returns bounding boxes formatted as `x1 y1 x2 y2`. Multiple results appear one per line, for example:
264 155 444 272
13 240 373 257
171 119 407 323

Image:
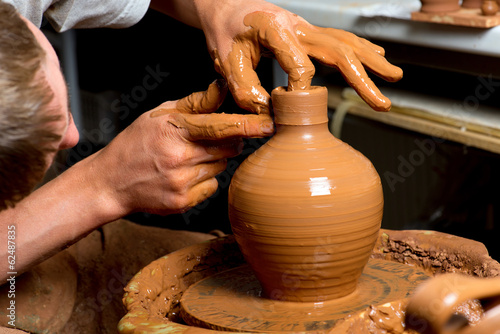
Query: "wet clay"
419 0 461 13
371 230 500 277
0 250 77 333
165 113 274 139
119 236 246 333
292 24 402 112
212 11 402 113
242 13 314 92
149 79 274 140
0 220 218 334
119 230 499 334
179 259 430 332
228 86 384 302
406 274 500 334
331 298 484 334
376 231 500 334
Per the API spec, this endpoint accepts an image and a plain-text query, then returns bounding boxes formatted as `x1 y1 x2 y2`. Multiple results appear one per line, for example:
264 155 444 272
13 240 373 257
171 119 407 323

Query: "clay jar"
420 0 460 13
228 86 383 303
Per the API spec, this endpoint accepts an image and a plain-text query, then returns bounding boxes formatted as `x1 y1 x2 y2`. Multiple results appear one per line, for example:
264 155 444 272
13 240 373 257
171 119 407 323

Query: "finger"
180 177 220 213
358 38 385 56
202 139 244 161
338 52 391 111
172 160 227 196
315 26 386 56
300 26 403 83
194 159 228 184
150 79 227 118
214 47 271 115
245 11 315 91
187 161 227 206
355 52 403 83
317 45 391 111
298 32 392 111
176 78 228 114
186 139 242 163
322 29 403 82
184 139 243 166
167 112 275 141
157 160 226 215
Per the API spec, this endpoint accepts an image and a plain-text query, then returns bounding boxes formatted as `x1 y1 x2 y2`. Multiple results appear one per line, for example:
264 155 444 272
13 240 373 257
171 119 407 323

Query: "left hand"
89 79 274 217
195 0 403 113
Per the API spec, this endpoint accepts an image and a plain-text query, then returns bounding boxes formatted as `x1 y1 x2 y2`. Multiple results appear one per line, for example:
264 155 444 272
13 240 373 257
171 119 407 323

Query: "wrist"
70 151 130 225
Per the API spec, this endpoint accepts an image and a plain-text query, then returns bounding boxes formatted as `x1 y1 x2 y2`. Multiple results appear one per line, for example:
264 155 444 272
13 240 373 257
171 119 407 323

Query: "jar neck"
272 86 329 126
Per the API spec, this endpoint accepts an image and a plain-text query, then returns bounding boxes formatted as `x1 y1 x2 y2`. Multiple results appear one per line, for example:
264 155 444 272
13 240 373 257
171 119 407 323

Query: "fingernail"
261 120 275 134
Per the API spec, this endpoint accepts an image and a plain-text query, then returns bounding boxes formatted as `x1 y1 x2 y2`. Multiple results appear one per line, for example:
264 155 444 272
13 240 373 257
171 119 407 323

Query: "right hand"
194 0 402 113
86 79 274 217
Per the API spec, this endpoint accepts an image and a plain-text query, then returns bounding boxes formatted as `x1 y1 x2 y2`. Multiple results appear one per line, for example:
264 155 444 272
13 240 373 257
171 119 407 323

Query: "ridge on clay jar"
228 86 384 303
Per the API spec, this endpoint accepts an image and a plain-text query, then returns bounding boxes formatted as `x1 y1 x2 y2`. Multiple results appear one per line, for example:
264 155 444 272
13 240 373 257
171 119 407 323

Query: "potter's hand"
196 0 402 112
90 80 274 216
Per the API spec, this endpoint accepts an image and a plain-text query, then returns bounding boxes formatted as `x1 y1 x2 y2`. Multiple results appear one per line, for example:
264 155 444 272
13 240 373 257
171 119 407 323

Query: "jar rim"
271 86 329 125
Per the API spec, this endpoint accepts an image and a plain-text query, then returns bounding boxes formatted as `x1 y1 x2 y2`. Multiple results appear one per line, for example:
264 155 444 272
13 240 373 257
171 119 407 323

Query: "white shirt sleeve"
3 0 52 27
6 0 150 31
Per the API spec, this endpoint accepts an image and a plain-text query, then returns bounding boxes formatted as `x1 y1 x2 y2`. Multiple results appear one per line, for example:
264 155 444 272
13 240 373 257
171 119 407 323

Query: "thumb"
177 79 228 114
150 79 228 118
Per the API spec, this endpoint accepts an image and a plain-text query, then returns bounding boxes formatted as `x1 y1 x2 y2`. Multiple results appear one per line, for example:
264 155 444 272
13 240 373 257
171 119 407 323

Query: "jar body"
228 87 383 302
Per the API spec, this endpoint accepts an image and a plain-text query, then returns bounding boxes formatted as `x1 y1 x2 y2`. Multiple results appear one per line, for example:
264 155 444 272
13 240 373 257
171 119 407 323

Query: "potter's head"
0 1 79 210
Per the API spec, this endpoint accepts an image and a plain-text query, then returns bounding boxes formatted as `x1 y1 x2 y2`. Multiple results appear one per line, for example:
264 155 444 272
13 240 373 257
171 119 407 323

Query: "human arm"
150 0 403 113
0 80 273 280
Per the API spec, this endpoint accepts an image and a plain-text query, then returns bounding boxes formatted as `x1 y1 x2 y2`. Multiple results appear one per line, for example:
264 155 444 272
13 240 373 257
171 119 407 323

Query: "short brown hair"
0 2 62 210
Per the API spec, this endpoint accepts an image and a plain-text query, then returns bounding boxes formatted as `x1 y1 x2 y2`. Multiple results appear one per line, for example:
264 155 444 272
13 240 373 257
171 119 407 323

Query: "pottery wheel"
180 258 430 332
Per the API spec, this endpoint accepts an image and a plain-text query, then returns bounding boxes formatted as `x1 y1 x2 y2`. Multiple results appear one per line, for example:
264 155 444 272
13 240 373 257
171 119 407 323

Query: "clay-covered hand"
196 0 402 112
89 79 274 216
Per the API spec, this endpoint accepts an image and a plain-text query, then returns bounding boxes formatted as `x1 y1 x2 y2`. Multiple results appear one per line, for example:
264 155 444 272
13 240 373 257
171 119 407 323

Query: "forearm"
149 0 202 28
149 0 258 31
0 156 121 281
